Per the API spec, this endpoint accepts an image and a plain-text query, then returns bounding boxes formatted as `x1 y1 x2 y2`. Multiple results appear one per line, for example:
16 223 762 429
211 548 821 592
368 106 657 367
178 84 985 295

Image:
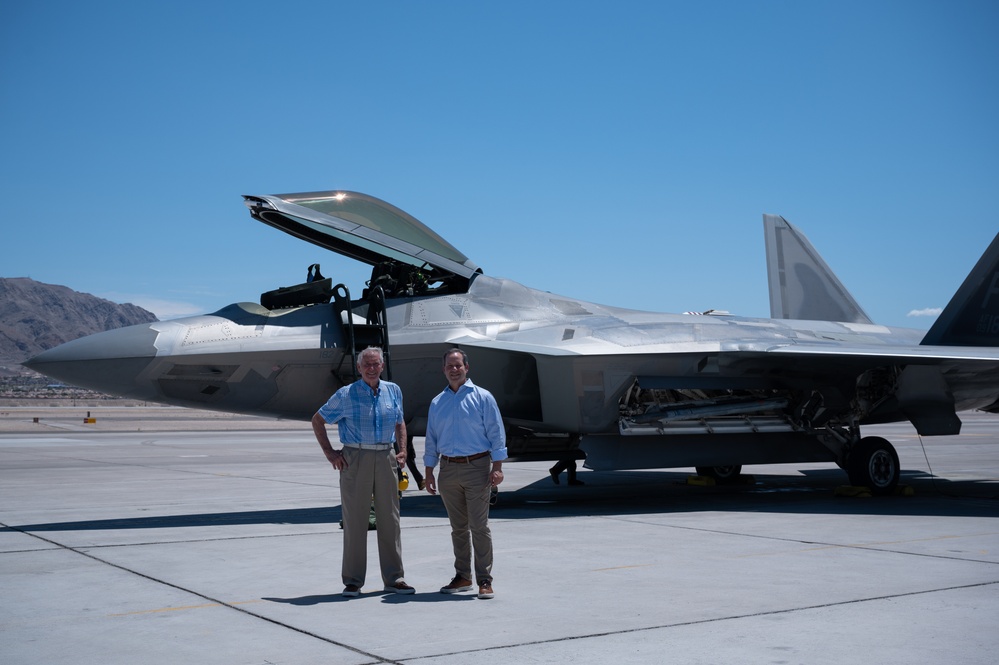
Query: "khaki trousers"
339 446 404 587
438 455 493 583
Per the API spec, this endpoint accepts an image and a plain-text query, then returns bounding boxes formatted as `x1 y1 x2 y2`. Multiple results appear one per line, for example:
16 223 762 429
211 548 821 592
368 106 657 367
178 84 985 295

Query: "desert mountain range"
0 277 158 376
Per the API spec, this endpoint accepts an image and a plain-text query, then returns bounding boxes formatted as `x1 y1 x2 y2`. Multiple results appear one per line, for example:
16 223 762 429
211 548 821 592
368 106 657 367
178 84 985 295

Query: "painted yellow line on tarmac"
591 563 656 572
108 599 262 617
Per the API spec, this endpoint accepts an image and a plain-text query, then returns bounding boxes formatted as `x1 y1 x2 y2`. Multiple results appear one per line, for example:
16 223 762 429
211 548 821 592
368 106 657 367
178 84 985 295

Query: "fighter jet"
24 190 999 494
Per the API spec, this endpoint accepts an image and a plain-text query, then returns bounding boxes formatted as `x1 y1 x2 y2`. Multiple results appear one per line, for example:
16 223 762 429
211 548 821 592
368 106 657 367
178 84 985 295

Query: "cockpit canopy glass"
243 190 480 282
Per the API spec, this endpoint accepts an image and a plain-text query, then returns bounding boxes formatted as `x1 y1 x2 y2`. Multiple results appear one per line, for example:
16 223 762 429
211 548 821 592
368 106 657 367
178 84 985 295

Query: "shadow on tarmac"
262 591 479 605
4 468 996 534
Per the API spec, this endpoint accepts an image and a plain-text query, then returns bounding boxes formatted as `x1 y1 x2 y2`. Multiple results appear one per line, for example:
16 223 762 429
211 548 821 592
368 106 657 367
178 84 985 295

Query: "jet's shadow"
2 506 343 533
3 469 996 534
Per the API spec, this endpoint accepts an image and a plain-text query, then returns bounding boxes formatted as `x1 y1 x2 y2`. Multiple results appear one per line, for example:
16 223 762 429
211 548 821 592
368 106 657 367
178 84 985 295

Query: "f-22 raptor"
25 190 999 494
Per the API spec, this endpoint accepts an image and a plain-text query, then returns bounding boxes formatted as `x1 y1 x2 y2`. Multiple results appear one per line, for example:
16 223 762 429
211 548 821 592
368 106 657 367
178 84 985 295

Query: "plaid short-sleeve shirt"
316 379 404 445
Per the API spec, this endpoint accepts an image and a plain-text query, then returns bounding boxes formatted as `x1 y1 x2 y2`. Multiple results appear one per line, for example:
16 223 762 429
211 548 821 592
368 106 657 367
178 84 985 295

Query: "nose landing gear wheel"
847 436 900 496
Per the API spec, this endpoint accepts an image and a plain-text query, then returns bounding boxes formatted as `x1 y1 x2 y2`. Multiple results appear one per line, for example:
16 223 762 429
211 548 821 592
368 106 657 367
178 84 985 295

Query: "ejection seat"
259 264 333 309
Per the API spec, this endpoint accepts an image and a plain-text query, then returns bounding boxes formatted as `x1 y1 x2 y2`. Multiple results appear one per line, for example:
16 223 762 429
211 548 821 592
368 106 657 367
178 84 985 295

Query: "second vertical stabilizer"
921 232 999 346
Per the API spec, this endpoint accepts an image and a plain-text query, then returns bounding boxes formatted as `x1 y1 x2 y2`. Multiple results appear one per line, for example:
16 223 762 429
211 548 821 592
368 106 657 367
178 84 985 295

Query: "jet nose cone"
23 323 161 399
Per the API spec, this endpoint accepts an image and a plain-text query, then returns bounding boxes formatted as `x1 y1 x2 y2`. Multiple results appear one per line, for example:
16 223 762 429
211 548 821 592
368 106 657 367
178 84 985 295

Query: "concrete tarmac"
1 406 997 664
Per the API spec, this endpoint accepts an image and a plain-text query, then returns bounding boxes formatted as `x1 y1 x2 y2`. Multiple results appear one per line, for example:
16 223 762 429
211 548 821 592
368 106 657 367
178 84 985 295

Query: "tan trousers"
339 446 404 587
438 455 493 583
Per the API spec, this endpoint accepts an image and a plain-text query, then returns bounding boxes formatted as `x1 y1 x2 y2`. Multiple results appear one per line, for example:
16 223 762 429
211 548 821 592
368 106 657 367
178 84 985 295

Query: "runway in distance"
24 190 999 494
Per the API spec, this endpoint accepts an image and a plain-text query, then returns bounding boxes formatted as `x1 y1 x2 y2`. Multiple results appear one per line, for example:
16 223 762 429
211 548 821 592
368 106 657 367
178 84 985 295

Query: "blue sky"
2 1 997 329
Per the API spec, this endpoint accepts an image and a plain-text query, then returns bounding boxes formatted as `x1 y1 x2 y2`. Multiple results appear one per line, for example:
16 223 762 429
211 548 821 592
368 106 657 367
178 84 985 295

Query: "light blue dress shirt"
316 379 404 444
424 378 507 467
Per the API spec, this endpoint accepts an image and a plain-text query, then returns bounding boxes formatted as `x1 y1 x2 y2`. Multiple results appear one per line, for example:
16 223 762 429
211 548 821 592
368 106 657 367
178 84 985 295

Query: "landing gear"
846 436 900 496
695 465 743 483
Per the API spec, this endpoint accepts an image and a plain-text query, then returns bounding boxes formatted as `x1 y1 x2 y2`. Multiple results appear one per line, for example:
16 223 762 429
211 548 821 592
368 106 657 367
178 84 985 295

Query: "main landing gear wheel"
695 465 743 483
846 436 900 496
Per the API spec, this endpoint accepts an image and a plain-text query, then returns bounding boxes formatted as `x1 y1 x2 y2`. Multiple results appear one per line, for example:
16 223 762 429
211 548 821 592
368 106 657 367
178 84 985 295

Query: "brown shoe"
440 576 473 594
477 581 494 599
384 581 415 594
342 584 360 597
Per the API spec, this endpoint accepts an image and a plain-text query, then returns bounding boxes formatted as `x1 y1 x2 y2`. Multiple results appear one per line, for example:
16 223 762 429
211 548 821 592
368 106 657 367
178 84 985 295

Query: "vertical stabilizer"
763 214 873 324
921 232 999 346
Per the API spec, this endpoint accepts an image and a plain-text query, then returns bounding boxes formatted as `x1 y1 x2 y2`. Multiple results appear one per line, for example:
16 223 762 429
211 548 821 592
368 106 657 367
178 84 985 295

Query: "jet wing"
455 333 999 370
767 342 999 362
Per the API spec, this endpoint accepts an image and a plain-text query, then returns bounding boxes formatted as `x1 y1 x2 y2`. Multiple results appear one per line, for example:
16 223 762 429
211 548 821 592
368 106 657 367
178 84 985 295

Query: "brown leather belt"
441 451 490 463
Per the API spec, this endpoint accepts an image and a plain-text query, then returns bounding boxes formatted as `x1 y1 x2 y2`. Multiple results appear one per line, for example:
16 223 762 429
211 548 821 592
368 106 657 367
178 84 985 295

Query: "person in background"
549 455 585 486
404 435 425 490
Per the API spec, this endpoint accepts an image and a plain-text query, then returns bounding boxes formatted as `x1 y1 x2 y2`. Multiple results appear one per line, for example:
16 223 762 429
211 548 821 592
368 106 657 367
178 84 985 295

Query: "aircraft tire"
695 465 743 483
846 436 900 496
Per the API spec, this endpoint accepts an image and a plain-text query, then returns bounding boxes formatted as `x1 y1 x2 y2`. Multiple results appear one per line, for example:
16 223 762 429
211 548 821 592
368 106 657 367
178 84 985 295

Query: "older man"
312 346 415 597
424 348 507 599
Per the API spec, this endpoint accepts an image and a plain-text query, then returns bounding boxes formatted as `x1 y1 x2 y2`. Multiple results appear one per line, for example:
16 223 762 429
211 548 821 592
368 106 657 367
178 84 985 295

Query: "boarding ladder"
332 283 392 383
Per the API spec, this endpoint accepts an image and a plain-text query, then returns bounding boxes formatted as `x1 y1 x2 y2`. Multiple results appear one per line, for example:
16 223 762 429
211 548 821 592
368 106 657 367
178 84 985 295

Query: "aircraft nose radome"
23 324 161 398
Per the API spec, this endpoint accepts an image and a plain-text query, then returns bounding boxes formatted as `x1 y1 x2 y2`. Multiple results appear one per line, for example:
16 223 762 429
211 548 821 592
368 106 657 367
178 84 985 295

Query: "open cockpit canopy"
244 190 481 296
